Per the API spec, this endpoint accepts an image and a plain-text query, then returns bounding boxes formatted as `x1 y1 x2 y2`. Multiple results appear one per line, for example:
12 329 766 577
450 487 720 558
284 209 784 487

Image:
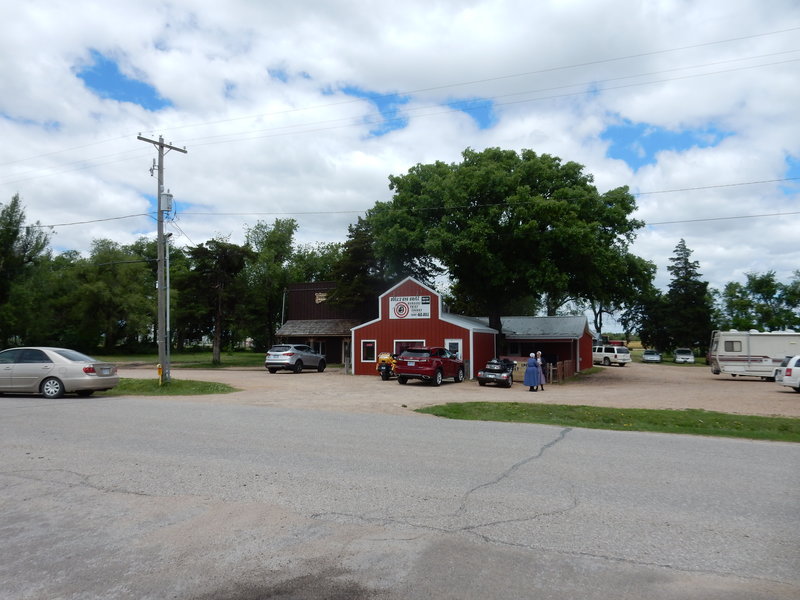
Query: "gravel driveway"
118 361 800 418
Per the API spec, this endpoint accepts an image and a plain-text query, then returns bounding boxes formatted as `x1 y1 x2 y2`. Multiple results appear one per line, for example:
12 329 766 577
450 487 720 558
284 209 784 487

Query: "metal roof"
441 313 498 334
476 315 591 339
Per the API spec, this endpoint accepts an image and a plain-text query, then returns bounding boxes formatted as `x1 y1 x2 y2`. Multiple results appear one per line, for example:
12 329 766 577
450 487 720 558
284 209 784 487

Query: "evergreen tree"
665 239 713 351
0 194 51 344
327 216 390 316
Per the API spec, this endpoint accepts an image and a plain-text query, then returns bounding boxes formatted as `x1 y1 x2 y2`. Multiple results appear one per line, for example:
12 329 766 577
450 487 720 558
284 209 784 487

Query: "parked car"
265 344 326 373
477 358 515 388
592 345 632 367
0 347 119 399
775 355 800 392
673 348 695 364
394 347 465 386
642 349 662 363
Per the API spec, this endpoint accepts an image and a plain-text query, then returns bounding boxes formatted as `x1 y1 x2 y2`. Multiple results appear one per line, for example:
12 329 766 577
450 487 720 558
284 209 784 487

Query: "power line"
181 55 800 149
648 211 800 225
27 180 796 230
3 25 798 168
636 177 800 196
2 48 796 185
30 212 154 228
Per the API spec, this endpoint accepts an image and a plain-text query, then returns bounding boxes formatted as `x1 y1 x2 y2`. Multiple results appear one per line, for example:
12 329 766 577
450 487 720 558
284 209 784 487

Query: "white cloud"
1 0 798 297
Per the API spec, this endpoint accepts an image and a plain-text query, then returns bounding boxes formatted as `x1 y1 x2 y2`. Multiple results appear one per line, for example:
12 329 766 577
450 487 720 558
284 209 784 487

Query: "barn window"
361 340 376 362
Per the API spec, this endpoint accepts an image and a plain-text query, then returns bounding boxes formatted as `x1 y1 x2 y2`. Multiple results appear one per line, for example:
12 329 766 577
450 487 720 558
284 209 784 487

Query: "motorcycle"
376 352 397 381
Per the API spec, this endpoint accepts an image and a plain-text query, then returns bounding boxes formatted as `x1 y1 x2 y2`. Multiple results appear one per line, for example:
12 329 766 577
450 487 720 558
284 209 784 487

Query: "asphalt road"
1 393 798 599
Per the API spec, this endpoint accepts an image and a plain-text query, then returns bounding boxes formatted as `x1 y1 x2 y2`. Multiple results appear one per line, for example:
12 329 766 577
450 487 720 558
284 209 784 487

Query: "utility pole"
137 134 187 383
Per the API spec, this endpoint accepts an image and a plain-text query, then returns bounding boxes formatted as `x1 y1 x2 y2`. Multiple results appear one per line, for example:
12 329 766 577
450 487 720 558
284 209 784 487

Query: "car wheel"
433 369 443 386
603 357 611 366
793 386 800 393
41 377 64 399
294 360 303 373
268 368 278 374
317 360 326 373
454 367 465 383
398 376 408 385
478 381 487 386
506 378 513 388
76 390 94 397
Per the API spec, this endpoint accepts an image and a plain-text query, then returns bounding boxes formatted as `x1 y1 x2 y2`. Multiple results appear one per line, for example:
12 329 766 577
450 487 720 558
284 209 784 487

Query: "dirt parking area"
118 361 800 418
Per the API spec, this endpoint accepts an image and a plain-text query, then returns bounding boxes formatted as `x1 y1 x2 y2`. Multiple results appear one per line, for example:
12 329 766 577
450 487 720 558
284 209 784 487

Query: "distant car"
394 347 465 386
0 347 119 398
592 345 632 366
673 348 695 364
642 349 662 363
477 358 516 388
265 344 326 373
775 355 800 392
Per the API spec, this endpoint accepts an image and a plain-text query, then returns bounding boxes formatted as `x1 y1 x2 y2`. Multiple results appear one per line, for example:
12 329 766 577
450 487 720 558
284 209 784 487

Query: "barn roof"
442 313 498 334
276 319 361 337
476 315 591 339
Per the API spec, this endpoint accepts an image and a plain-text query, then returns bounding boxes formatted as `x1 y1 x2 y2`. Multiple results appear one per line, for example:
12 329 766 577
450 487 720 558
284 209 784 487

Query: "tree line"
2 148 798 359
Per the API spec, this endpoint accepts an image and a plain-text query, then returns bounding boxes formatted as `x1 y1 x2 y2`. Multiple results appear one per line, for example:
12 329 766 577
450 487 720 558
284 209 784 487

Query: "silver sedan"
0 347 119 398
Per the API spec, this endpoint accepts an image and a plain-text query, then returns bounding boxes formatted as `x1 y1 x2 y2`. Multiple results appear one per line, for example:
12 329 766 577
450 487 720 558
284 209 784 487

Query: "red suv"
394 347 465 386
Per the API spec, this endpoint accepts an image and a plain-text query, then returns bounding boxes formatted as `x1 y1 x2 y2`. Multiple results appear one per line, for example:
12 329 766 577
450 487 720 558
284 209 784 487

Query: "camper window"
724 341 742 352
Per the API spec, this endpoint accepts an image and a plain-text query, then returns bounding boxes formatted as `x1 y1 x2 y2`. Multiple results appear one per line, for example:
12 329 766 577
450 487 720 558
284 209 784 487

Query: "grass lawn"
99 378 239 396
96 351 266 368
416 402 800 443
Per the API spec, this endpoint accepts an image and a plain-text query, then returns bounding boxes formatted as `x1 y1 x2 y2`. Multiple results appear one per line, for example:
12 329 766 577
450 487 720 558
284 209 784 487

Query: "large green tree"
0 194 50 343
368 147 648 341
715 271 800 331
588 253 656 335
181 238 254 364
327 216 390 315
240 219 298 351
664 239 714 351
288 241 343 283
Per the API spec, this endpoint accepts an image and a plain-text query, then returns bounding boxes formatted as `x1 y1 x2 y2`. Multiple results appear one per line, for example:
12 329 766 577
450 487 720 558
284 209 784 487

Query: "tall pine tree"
665 239 713 352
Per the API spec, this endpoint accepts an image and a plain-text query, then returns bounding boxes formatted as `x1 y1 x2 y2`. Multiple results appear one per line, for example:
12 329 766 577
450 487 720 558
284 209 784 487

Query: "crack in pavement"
0 468 155 499
312 427 576 535
455 426 572 516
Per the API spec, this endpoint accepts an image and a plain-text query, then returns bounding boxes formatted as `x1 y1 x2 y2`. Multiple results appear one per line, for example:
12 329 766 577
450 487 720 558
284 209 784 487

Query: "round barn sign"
393 301 410 318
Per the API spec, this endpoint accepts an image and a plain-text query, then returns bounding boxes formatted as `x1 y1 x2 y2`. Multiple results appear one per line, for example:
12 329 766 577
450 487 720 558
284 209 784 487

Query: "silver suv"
265 344 326 373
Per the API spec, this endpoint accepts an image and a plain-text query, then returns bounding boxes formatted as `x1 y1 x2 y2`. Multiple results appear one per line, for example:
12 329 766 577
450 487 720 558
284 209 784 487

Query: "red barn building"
351 277 497 378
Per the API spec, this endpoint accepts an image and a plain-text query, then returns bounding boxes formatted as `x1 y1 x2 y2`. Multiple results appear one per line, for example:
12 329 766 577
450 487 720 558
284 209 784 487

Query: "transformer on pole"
137 134 187 383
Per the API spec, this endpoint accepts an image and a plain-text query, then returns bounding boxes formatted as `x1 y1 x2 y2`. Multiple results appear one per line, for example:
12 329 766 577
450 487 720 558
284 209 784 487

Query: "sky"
1 0 799 298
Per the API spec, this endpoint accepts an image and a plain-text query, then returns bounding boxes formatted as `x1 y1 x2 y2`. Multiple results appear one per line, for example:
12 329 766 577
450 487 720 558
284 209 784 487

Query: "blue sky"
601 120 731 171
76 49 171 110
2 0 798 295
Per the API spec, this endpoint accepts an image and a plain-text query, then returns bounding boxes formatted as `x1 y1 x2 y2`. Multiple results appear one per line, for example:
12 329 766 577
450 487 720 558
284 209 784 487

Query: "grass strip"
96 352 267 368
416 402 800 443
100 378 238 396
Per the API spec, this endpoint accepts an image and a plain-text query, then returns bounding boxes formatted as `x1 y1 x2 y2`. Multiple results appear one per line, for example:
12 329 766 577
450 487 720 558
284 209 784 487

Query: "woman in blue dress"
524 352 540 391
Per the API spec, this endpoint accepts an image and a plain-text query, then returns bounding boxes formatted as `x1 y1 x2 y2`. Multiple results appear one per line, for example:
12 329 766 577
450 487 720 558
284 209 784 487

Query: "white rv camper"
709 329 800 380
